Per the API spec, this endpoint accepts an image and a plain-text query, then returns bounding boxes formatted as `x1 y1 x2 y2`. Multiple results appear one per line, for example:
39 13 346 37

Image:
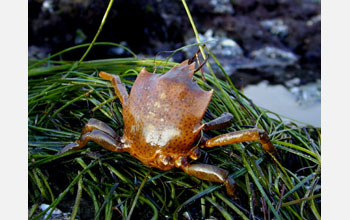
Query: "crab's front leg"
59 118 125 154
99 71 129 106
205 128 276 154
179 162 236 196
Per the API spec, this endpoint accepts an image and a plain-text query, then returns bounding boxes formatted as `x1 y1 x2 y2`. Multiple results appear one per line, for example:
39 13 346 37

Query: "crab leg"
205 128 276 154
202 112 234 131
181 163 236 196
99 71 129 106
81 118 117 138
58 118 124 154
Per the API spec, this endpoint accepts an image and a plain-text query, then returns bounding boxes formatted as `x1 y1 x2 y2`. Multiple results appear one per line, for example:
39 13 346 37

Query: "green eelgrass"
28 45 321 220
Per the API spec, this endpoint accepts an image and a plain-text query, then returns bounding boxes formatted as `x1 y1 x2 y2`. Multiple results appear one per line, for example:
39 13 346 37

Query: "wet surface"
244 81 320 127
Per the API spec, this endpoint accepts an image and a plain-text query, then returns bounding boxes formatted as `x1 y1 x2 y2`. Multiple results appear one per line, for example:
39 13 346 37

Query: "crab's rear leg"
99 71 128 106
180 163 236 196
205 128 276 154
58 118 125 154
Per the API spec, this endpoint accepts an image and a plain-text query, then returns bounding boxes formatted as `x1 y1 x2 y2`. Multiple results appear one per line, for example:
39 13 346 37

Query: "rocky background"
29 0 320 90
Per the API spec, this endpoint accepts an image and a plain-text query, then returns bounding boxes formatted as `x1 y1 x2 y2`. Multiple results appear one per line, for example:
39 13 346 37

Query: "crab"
59 58 276 196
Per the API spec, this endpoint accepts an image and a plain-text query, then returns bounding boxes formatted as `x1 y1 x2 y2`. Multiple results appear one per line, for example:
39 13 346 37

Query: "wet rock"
303 15 321 64
260 18 289 39
227 46 300 87
38 204 70 220
107 41 129 56
213 15 284 52
250 46 298 66
247 46 298 81
184 33 302 87
42 0 54 13
28 45 51 60
231 0 258 13
290 79 320 106
209 0 235 14
282 15 320 76
191 0 234 15
307 14 321 27
185 29 245 76
285 78 300 88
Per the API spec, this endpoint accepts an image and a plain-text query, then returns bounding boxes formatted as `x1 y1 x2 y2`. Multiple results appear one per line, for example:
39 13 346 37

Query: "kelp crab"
59 58 276 196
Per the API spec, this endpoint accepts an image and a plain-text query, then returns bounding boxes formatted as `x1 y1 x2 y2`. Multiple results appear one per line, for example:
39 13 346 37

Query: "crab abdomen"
122 61 213 163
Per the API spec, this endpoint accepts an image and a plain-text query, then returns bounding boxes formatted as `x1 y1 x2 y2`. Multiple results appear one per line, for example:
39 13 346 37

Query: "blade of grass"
86 184 100 219
206 196 234 220
126 168 152 220
29 42 136 69
76 0 115 67
76 157 98 183
282 194 320 207
52 89 93 118
94 183 119 220
32 168 50 202
70 173 83 220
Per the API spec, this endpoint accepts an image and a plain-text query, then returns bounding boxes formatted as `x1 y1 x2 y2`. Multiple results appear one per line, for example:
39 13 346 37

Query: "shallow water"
243 81 321 127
